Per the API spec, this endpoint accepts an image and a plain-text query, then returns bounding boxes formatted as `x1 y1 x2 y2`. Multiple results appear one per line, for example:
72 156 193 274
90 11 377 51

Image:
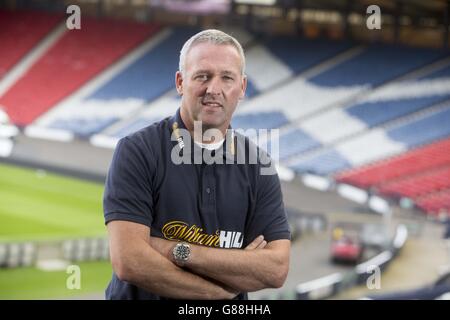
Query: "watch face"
176 243 190 261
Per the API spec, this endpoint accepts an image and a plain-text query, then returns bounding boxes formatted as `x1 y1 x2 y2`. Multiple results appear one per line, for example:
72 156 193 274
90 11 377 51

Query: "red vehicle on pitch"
330 224 364 264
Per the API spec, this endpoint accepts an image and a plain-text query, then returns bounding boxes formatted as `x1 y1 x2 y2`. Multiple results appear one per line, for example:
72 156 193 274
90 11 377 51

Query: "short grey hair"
179 29 246 76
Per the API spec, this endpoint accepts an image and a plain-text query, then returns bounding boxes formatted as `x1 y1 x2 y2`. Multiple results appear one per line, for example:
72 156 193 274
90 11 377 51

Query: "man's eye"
195 75 208 81
223 76 233 81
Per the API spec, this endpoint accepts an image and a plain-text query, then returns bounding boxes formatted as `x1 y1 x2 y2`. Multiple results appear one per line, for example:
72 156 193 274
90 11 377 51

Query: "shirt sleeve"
103 137 155 227
245 166 291 244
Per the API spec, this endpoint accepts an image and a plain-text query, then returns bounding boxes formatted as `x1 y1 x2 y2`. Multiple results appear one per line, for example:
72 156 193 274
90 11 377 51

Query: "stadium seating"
103 91 181 139
86 28 193 102
387 106 450 147
39 27 196 137
62 238 109 262
415 189 450 215
110 117 161 138
377 165 450 198
264 36 353 74
237 44 448 165
289 105 450 175
335 138 450 188
310 44 446 87
347 95 450 128
0 242 36 268
0 10 62 79
335 137 450 215
232 111 289 130
0 17 159 126
291 149 351 175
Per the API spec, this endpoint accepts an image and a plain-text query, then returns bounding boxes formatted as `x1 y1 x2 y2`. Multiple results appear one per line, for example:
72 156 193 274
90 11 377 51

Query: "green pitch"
0 261 112 299
0 163 106 242
0 163 111 299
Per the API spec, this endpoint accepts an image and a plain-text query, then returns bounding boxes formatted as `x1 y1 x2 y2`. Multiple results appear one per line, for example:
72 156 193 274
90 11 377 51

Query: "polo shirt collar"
169 108 236 162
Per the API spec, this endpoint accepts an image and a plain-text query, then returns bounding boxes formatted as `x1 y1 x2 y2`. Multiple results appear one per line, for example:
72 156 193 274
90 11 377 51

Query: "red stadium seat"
335 138 450 188
0 17 160 126
0 10 62 79
335 138 450 215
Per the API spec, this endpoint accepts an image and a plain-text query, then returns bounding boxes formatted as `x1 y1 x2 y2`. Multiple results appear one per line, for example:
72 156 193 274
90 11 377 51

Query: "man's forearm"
185 240 290 292
149 236 290 293
113 238 237 299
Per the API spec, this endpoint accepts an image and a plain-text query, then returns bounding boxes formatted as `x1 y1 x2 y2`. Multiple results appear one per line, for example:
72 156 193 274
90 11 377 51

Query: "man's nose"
206 77 222 95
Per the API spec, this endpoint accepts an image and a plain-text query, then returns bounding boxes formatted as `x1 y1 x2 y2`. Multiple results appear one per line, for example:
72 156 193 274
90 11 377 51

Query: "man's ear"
175 71 183 96
239 75 248 100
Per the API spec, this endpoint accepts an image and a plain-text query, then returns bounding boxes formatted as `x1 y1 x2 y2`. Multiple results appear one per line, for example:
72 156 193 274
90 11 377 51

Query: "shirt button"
206 187 211 194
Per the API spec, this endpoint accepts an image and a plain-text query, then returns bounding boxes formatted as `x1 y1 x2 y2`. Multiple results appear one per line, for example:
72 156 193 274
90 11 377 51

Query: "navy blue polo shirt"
103 108 291 300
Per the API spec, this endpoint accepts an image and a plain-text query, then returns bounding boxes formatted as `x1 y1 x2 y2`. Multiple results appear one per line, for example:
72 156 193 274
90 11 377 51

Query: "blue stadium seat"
86 28 198 102
48 117 118 137
264 37 353 74
232 111 288 130
387 106 450 147
310 45 447 87
290 150 351 175
273 129 321 161
420 64 450 80
112 117 160 138
347 95 450 127
245 80 259 98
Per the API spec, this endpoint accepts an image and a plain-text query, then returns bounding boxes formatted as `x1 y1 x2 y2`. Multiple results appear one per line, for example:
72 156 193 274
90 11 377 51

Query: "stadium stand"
62 238 109 262
309 44 446 87
336 138 450 188
34 27 195 137
238 44 448 165
335 136 450 215
387 106 450 147
263 36 353 74
0 11 448 217
0 16 159 126
282 73 450 166
0 9 62 80
290 104 450 175
415 189 450 215
377 165 450 198
0 242 36 268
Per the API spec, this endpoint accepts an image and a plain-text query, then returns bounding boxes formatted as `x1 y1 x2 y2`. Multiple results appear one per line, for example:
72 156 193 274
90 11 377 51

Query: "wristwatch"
172 242 191 266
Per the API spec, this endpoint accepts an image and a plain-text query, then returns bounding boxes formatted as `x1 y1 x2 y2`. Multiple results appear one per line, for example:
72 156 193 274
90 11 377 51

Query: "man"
103 29 291 300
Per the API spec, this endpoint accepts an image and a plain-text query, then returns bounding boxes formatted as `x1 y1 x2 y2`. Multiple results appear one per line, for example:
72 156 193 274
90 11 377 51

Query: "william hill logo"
162 220 243 249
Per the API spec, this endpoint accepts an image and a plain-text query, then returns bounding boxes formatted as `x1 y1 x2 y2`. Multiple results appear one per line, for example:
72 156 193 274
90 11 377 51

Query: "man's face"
176 42 247 133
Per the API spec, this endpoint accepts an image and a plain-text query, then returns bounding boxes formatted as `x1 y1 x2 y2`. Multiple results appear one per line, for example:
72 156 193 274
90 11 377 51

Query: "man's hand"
244 235 267 250
148 236 175 261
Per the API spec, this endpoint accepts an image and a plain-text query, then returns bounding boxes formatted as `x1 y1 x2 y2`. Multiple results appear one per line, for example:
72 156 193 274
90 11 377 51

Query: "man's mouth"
202 101 223 108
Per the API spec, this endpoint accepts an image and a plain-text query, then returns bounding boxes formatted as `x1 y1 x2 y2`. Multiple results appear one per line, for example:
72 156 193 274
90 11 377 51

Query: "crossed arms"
108 220 290 300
